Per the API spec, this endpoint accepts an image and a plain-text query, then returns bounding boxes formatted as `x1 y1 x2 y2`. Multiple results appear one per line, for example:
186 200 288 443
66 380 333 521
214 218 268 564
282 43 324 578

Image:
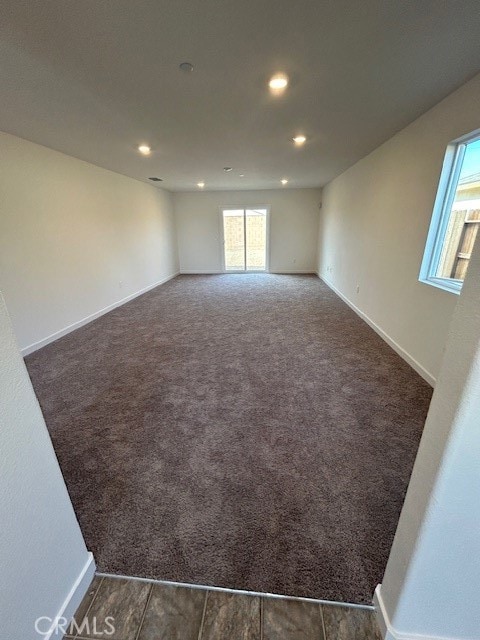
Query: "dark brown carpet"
25 274 432 604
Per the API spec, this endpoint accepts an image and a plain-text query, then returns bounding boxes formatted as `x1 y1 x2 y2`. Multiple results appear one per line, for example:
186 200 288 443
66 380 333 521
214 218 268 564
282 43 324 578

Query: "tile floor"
65 574 382 640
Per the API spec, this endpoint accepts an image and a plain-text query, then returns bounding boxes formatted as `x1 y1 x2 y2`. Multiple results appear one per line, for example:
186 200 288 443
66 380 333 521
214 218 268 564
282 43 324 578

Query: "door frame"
219 205 271 273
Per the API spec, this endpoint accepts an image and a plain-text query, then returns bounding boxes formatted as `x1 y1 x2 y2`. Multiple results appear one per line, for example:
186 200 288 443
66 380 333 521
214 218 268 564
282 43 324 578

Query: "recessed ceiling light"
138 144 151 155
269 73 289 93
148 177 163 182
197 181 205 188
239 174 245 178
224 167 233 172
281 179 288 185
179 62 194 72
292 135 307 146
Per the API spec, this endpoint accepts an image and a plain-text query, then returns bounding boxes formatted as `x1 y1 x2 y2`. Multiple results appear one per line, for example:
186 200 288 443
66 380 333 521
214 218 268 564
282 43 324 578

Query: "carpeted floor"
25 274 432 604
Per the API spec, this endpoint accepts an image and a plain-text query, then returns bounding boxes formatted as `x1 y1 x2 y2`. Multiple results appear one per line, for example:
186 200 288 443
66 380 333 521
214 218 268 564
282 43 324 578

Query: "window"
420 131 480 294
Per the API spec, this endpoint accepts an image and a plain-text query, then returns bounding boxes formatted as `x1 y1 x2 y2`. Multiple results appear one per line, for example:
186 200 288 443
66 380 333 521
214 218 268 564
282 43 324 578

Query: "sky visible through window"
460 138 480 178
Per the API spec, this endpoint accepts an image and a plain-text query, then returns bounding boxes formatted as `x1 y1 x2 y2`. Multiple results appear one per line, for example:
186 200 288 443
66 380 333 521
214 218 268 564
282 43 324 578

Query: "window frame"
219 205 270 273
419 129 480 295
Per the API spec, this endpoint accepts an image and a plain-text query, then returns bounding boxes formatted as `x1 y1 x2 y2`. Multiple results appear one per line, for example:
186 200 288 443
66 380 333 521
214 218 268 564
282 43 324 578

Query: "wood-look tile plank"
137 583 206 640
79 577 151 640
263 597 325 639
68 576 103 636
322 605 382 640
200 591 260 640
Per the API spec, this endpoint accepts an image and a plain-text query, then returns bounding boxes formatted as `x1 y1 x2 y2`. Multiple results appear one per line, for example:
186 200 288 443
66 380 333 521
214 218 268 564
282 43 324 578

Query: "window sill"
419 276 462 295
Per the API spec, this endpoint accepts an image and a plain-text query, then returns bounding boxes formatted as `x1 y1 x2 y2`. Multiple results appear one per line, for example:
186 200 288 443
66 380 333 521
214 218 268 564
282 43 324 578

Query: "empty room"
1 2 480 640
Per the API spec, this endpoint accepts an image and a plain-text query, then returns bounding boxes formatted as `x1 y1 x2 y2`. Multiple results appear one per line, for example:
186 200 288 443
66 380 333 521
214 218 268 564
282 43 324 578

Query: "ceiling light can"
269 73 289 92
292 135 307 146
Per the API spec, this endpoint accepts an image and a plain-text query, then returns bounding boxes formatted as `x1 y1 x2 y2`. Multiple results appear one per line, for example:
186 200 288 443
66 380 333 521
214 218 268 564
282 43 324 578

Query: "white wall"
0 132 179 353
0 294 94 640
374 215 480 640
174 188 321 274
317 72 480 384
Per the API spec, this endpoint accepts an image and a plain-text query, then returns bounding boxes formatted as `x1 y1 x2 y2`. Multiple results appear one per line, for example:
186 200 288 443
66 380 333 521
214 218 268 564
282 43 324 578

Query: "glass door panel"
246 209 267 271
223 209 245 271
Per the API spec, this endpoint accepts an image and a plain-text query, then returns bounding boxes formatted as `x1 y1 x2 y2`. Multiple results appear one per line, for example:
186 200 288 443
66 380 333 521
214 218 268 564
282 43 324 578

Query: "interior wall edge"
21 272 179 356
43 553 96 640
372 586 441 640
0 292 93 640
318 274 436 387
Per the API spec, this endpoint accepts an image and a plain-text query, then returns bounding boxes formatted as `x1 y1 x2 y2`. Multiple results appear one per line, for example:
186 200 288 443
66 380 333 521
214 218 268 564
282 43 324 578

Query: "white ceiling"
2 1 480 192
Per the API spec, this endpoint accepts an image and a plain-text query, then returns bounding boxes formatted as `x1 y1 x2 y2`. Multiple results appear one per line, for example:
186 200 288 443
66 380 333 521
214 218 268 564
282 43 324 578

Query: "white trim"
21 272 179 355
270 270 317 274
96 571 374 610
179 270 224 274
419 276 462 295
318 274 436 387
374 584 400 640
373 585 458 640
43 553 96 640
452 197 480 210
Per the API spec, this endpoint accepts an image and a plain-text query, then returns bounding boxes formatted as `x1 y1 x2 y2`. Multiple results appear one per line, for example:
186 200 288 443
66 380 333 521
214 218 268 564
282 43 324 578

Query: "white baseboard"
43 552 96 640
373 585 456 640
317 274 435 387
374 584 395 639
270 270 317 274
179 270 223 274
21 272 179 356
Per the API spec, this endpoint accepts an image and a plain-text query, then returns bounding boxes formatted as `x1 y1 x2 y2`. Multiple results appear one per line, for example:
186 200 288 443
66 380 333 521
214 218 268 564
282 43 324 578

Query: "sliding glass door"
222 208 268 272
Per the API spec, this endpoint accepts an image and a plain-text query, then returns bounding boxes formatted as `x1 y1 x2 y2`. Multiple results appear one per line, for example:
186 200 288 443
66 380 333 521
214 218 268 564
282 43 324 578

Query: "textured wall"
174 189 321 274
0 294 93 640
0 132 179 352
317 73 480 383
